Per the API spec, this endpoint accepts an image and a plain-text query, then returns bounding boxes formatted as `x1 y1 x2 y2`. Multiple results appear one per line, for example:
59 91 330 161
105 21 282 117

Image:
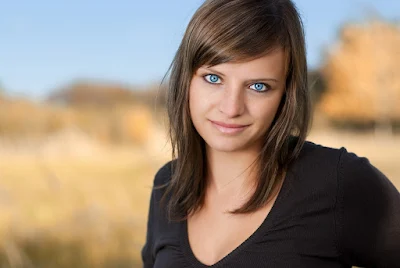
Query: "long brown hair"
162 0 311 220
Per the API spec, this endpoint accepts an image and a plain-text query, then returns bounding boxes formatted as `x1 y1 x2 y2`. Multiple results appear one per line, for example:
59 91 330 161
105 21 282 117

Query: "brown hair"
162 0 311 220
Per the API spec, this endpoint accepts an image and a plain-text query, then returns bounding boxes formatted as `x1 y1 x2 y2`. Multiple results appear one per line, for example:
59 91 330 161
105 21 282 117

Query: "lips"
210 120 249 134
210 121 248 128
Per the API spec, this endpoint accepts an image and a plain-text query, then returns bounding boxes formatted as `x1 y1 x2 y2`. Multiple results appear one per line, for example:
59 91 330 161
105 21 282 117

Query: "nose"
218 84 245 117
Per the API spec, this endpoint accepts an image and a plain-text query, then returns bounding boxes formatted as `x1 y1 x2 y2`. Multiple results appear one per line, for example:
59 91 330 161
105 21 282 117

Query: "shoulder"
295 140 386 188
294 139 381 173
337 147 385 186
331 144 393 199
296 140 400 266
336 145 395 212
287 140 382 198
153 160 174 187
299 139 397 208
297 140 343 161
333 148 400 266
290 140 345 174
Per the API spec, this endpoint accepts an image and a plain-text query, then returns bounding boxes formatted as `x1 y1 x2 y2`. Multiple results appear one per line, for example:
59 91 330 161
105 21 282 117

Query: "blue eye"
204 74 221 84
250 83 268 92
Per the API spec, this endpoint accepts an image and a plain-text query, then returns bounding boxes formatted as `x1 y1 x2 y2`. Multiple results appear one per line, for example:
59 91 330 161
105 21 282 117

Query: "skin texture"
187 47 288 265
189 47 287 192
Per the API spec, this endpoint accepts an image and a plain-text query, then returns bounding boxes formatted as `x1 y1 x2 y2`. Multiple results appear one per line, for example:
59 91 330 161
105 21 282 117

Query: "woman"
142 0 400 267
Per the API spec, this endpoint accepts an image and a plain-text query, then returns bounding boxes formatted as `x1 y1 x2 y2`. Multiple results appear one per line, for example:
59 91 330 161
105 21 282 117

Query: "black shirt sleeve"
338 148 400 267
141 184 156 268
141 161 172 268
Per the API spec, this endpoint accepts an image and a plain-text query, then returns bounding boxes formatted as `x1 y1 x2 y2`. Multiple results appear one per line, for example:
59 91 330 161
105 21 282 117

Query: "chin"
205 138 248 153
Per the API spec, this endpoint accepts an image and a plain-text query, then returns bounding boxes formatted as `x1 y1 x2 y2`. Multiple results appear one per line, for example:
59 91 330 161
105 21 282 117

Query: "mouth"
209 120 250 134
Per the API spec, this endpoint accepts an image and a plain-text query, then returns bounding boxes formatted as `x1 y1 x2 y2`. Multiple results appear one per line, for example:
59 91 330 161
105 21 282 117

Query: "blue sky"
1 0 399 100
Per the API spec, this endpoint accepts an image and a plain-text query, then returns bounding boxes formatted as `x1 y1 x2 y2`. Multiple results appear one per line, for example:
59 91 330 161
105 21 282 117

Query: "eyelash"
202 74 271 93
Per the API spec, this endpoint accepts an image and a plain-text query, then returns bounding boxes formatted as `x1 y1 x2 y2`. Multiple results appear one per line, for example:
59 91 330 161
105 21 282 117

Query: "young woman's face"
189 47 287 154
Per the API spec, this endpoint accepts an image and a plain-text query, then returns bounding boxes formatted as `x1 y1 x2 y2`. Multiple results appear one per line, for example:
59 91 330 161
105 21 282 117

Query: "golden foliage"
0 148 168 267
117 105 153 145
319 20 400 123
0 97 157 146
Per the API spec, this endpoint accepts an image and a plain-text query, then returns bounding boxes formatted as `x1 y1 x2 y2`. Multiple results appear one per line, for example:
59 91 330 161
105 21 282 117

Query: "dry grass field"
0 127 398 267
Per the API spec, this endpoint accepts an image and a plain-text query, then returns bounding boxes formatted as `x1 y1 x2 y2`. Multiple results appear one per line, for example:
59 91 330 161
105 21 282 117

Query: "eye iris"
254 83 264 91
210 75 218 83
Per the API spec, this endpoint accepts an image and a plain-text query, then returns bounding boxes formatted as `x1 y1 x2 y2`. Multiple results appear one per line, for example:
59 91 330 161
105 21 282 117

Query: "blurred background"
0 0 399 267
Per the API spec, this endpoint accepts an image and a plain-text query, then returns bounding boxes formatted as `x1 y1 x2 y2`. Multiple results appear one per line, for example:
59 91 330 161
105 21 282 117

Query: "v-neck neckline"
180 169 293 267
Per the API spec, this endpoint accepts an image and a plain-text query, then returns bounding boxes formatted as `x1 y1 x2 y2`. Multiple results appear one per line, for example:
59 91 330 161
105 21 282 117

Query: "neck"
205 144 261 197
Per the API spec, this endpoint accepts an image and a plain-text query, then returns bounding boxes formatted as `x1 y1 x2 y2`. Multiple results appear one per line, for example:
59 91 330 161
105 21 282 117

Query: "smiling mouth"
210 120 249 134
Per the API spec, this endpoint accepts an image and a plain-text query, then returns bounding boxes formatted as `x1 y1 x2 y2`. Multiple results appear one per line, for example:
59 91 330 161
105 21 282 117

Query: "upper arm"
141 161 173 267
142 188 156 268
338 149 400 267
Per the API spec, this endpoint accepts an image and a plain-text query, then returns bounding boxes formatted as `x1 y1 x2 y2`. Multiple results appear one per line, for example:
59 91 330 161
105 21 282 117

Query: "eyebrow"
201 66 279 83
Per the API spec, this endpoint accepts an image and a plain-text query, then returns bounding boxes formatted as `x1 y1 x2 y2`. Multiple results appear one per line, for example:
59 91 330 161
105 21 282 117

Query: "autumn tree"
319 20 400 134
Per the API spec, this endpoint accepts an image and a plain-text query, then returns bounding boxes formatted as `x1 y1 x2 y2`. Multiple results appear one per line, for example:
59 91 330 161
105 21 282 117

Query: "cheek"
189 83 206 121
251 96 284 125
189 82 215 118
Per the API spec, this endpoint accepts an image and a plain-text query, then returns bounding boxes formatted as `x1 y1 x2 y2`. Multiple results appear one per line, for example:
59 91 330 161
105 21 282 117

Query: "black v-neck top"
141 141 400 268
